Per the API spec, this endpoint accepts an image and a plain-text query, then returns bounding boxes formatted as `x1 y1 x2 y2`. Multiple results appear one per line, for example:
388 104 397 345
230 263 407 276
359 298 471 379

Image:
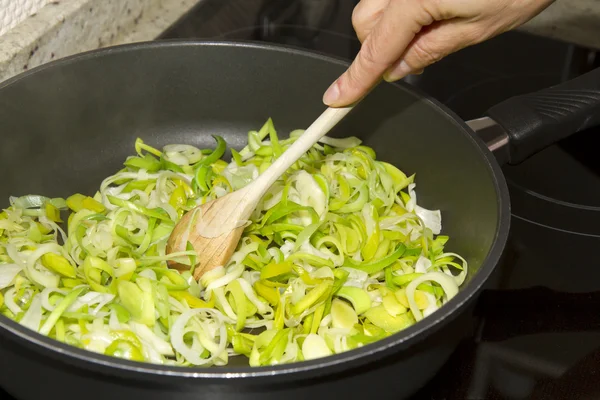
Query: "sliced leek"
0 119 467 366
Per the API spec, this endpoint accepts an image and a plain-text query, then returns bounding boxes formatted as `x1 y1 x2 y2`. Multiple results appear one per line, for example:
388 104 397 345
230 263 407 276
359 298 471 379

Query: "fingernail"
323 80 340 105
383 61 412 82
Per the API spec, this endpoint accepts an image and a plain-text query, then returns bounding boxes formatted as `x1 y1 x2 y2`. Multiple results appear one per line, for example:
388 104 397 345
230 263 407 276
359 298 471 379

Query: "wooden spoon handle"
250 106 353 196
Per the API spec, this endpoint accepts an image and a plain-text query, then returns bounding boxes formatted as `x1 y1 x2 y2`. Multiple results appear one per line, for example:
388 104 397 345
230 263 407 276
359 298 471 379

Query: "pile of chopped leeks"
0 119 467 366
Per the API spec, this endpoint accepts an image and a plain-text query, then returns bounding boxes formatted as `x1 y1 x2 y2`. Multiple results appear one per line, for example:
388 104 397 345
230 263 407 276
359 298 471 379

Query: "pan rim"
0 39 511 383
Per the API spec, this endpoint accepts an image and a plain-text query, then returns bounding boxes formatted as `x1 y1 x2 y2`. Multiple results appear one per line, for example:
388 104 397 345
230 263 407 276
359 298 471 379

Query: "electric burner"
162 0 361 60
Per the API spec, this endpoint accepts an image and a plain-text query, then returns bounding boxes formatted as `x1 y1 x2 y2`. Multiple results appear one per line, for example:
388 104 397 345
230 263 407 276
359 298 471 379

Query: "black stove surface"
162 1 600 399
5 1 599 399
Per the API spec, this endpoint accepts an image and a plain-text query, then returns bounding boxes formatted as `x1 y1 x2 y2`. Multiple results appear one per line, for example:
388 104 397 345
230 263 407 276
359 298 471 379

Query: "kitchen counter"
0 0 599 84
521 0 600 51
0 0 200 82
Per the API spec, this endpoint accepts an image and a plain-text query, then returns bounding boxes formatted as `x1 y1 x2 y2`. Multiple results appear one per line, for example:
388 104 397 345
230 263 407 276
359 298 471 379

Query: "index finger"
323 0 433 107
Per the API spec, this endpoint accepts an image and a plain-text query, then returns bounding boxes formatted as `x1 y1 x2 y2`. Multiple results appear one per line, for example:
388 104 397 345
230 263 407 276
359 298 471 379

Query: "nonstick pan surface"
0 40 597 399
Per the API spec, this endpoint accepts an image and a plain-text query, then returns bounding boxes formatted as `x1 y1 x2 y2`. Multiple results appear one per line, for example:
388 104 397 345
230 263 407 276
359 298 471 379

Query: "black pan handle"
485 67 600 165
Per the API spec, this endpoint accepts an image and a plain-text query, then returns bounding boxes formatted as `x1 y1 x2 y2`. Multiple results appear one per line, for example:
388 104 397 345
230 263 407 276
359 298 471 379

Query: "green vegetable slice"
0 118 468 367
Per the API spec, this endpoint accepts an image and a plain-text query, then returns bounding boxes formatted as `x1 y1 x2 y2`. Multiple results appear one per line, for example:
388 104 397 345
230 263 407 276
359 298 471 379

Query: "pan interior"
0 42 502 368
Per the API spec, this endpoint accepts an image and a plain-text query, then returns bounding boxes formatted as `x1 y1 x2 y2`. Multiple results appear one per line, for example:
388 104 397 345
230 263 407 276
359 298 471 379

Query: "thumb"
323 0 433 107
383 21 485 82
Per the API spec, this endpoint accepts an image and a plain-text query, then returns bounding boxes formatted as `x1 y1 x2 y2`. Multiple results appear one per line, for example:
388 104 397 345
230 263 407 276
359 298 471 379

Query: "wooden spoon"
167 106 354 280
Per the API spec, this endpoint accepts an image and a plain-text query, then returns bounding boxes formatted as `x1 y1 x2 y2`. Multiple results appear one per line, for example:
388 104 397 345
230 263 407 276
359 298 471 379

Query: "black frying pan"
0 41 599 400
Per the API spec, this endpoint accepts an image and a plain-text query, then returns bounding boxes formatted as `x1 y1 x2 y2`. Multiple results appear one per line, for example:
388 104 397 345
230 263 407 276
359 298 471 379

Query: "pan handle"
483 67 600 165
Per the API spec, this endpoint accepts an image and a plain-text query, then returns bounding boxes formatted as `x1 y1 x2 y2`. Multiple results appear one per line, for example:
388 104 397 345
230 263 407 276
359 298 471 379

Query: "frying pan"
0 41 599 400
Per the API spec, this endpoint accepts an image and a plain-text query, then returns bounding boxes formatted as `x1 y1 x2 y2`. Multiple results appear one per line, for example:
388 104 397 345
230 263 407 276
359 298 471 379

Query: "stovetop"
5 1 599 399
161 1 600 399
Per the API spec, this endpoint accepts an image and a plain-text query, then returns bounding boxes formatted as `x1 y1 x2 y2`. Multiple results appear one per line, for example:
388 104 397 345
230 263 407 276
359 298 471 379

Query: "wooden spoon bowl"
166 106 353 280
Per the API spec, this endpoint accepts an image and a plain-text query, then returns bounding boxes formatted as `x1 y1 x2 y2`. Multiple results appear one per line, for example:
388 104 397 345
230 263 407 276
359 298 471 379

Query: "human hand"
323 0 555 107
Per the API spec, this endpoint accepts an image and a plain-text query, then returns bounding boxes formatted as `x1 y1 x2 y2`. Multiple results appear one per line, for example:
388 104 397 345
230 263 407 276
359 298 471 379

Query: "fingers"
381 0 557 81
383 21 480 82
352 0 390 43
326 0 556 101
324 0 434 107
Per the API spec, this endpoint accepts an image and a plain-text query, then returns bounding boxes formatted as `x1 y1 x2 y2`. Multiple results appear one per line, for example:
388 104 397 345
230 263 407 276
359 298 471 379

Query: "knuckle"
351 2 368 30
344 62 375 94
359 41 391 72
342 41 388 92
359 42 380 69
345 64 370 93
422 0 447 20
352 0 386 41
464 26 487 45
411 39 444 66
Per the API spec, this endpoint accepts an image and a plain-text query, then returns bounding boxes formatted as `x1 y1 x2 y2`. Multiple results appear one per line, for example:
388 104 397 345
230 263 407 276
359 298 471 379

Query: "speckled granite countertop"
0 0 598 83
0 0 200 82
